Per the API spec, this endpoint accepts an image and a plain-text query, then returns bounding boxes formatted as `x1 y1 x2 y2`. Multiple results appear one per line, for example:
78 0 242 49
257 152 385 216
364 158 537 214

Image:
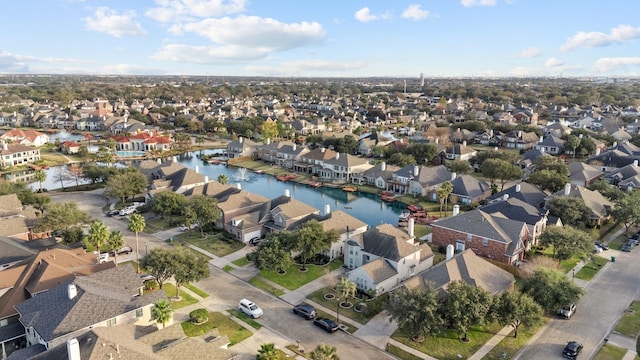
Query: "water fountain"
232 167 251 181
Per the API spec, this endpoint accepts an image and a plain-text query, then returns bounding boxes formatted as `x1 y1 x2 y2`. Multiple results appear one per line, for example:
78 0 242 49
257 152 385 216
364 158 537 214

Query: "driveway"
515 249 640 359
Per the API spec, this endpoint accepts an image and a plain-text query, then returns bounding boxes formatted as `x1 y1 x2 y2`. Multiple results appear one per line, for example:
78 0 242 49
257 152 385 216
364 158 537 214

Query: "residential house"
387 164 420 194
143 161 208 197
0 247 115 358
402 249 515 295
501 131 539 150
586 141 640 169
408 165 456 201
0 130 49 147
449 174 491 205
604 160 640 191
568 161 604 186
535 135 565 155
59 141 80 155
430 207 530 265
14 264 165 354
439 141 478 161
548 184 613 226
478 196 549 247
226 137 258 159
345 223 434 295
351 161 400 189
486 182 548 209
0 194 45 241
255 140 309 169
0 144 41 169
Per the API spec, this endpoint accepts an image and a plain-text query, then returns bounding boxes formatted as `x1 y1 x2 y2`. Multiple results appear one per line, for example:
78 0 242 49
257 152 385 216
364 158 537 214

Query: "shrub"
189 308 209 324
144 280 159 291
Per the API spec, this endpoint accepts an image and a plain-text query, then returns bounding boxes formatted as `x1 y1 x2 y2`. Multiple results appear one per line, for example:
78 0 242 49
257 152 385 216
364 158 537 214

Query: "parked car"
562 341 583 359
140 274 156 282
105 209 120 217
293 304 317 320
249 237 261 246
94 252 110 264
239 299 263 319
313 318 339 333
119 207 137 216
110 246 133 256
557 303 577 319
629 238 640 246
621 241 635 252
180 223 199 231
595 241 609 250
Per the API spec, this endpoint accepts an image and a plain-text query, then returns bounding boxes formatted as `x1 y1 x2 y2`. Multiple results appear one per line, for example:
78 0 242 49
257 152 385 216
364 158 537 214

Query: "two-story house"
226 137 258 159
351 162 400 189
0 143 41 169
255 140 309 169
408 165 456 200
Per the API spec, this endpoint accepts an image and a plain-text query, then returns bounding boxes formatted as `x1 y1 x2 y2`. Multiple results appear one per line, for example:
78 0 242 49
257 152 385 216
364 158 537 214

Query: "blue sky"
1 0 639 77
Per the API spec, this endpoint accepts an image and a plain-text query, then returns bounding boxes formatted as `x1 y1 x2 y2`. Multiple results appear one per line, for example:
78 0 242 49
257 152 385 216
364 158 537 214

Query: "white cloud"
246 60 366 76
517 47 542 58
562 25 640 51
402 5 430 20
509 66 533 76
172 16 325 51
83 7 146 38
355 7 379 23
461 0 497 7
593 57 640 73
146 0 247 22
152 44 273 64
545 57 564 68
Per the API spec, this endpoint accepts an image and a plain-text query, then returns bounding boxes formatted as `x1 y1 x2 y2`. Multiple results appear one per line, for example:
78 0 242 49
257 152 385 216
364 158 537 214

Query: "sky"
1 0 640 78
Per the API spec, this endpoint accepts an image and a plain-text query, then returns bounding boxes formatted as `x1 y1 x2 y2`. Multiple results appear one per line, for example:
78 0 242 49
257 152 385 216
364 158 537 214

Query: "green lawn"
483 319 547 360
386 344 423 360
184 283 208 298
248 277 285 297
257 261 342 291
535 246 581 273
181 312 252 345
177 231 245 257
593 343 629 360
228 309 263 330
223 265 234 272
307 288 388 325
614 301 640 337
575 255 609 281
232 256 250 267
162 283 199 309
143 217 175 233
391 323 503 360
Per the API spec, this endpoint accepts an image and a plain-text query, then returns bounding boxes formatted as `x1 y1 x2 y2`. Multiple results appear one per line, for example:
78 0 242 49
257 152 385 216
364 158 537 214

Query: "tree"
140 248 176 289
104 230 125 265
67 163 83 188
249 234 293 273
521 268 583 312
388 153 416 167
172 246 210 298
150 191 186 221
152 300 174 329
128 213 146 273
260 120 279 142
407 143 439 165
186 195 220 237
217 174 228 185
52 166 68 191
257 343 279 360
309 344 340 360
566 135 581 158
94 147 115 166
481 158 522 191
533 155 569 176
33 169 46 193
82 162 107 184
539 226 593 261
437 181 453 217
78 144 89 159
104 170 147 206
84 221 111 260
387 286 444 341
492 291 543 339
546 196 592 228
588 180 624 201
336 277 357 306
611 191 640 234
448 160 472 175
442 281 493 341
37 202 90 233
289 219 337 271
527 169 567 193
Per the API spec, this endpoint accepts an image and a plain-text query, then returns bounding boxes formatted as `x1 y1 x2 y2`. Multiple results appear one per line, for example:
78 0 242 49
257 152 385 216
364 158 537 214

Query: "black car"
595 241 609 250
293 304 317 320
249 237 261 246
105 209 120 217
621 242 635 252
313 318 339 333
563 341 583 359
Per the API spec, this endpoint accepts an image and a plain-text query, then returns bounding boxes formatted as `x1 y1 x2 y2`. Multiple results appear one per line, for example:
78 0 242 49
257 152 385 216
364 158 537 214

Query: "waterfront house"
0 129 49 147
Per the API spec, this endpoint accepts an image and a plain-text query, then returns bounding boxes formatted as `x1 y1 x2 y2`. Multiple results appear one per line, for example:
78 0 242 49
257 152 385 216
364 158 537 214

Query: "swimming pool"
115 151 146 157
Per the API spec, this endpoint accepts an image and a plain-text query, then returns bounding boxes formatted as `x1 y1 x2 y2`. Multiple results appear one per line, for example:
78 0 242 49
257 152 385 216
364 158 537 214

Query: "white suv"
238 299 263 318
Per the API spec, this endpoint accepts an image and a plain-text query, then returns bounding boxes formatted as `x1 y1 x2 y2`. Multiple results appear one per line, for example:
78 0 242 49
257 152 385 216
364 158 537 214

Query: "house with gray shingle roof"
449 174 491 205
144 161 208 197
351 161 400 189
535 135 565 155
568 161 604 186
226 137 258 159
430 209 529 265
479 196 550 246
345 223 433 295
604 161 640 191
408 165 456 200
548 184 613 226
255 140 309 169
14 264 166 352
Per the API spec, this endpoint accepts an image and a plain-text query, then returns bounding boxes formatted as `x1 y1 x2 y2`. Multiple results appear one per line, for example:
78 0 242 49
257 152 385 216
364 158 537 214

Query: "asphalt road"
50 189 395 360
514 247 640 360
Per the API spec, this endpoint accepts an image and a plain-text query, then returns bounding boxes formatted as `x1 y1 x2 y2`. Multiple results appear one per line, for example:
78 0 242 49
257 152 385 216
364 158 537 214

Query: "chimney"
452 204 460 216
67 338 81 360
195 165 199 173
596 147 601 156
236 183 242 190
451 172 457 181
413 165 419 177
2 142 7 151
503 194 509 201
515 184 521 192
634 160 638 167
157 158 162 164
405 217 414 237
239 137 244 143
435 138 439 145
381 162 386 171
324 204 330 216
564 183 571 196
204 175 209 183
321 147 325 153
284 189 290 197
518 130 522 138
67 284 77 300
266 138 271 145
446 244 455 261
462 140 467 147
293 144 297 151
335 153 340 160
172 156 177 162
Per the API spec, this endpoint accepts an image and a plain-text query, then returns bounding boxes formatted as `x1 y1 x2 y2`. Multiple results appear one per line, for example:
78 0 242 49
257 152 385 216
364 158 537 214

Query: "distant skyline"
2 0 640 78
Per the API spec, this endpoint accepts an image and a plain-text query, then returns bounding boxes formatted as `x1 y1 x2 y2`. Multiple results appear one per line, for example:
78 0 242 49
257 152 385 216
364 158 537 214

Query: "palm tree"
336 277 357 307
152 300 173 329
105 230 124 266
128 214 146 273
437 181 453 217
309 344 340 360
217 174 228 185
84 220 110 262
33 169 46 193
256 343 279 360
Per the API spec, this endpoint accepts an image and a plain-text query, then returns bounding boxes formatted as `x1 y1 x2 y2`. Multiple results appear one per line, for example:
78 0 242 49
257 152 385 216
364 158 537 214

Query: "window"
107 318 117 327
456 240 465 252
467 233 473 242
136 309 143 318
482 238 489 246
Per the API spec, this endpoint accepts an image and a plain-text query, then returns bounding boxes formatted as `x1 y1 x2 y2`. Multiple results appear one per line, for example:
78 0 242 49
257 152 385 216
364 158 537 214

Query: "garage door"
243 230 261 243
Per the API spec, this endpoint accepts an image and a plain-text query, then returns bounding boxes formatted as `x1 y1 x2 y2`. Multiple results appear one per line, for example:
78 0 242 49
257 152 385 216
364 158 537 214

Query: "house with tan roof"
351 161 401 189
226 137 258 159
408 165 456 200
345 222 433 295
0 143 41 169
255 140 309 168
144 161 208 197
0 194 44 241
548 184 613 226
